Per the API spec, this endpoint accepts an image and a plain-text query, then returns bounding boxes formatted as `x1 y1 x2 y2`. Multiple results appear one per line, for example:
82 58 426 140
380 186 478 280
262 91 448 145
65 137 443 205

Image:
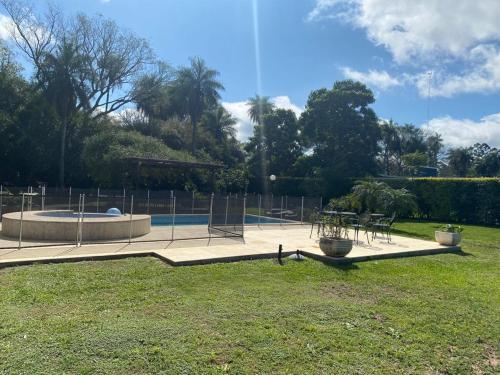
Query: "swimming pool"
151 214 295 226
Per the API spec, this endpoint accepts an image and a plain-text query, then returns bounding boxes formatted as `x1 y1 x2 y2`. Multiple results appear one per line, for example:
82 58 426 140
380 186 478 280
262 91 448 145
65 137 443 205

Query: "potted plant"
435 224 463 246
319 214 353 257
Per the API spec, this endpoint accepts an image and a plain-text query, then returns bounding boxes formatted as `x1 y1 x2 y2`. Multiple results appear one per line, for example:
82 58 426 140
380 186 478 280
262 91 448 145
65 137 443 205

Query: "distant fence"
0 186 322 249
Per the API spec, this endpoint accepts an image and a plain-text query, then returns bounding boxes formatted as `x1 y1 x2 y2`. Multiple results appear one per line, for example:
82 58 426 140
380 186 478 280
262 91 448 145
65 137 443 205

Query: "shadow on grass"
322 261 360 271
456 249 474 257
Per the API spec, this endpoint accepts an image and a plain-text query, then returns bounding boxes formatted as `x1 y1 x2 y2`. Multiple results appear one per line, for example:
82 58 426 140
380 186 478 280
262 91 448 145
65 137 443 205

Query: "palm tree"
202 105 236 141
174 57 224 154
40 40 87 186
247 95 274 124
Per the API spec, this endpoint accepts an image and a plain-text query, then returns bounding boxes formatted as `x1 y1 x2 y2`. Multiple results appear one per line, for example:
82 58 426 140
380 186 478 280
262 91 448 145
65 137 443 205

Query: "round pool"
1 210 151 241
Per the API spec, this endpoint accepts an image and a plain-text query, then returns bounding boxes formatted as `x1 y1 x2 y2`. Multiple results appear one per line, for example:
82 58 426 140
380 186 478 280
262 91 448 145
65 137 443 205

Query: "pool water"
151 214 293 226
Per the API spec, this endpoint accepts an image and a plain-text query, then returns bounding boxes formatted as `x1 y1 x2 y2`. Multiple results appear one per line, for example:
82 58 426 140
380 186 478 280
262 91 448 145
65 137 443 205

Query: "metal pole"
280 196 283 226
191 191 195 214
258 194 262 228
79 194 85 246
68 187 72 211
18 193 25 249
171 194 176 241
76 194 82 246
208 192 214 241
128 195 134 244
147 189 150 215
28 186 32 211
301 196 304 224
41 186 46 211
224 195 229 229
271 193 274 216
242 194 246 242
0 185 3 219
319 196 323 212
96 187 100 213
122 188 126 214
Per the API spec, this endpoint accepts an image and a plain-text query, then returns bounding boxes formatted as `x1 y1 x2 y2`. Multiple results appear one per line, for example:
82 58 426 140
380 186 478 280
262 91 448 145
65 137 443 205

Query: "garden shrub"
383 177 500 225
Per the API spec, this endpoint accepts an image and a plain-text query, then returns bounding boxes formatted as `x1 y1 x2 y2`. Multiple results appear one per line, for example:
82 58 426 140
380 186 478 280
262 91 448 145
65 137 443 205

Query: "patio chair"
349 212 372 245
372 212 396 242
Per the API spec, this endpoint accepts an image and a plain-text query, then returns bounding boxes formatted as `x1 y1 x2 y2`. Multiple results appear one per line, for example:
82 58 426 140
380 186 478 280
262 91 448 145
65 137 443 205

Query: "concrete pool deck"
0 225 461 268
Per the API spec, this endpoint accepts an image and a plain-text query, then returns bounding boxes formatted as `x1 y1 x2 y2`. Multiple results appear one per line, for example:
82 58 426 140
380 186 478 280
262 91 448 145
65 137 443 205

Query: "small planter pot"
319 237 353 257
435 231 461 246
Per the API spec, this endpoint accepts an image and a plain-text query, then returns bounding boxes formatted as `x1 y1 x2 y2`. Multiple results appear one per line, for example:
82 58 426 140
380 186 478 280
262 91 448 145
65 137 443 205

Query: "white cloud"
223 96 303 142
414 45 500 97
308 0 500 63
271 96 303 118
222 100 254 141
341 67 401 90
422 113 500 148
308 0 500 98
0 14 13 40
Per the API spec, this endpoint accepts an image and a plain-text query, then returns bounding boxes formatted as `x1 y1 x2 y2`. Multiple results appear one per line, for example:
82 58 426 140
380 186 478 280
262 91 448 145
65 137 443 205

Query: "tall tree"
202 105 236 141
2 1 156 185
425 132 443 167
173 57 224 154
300 80 381 178
379 120 401 175
247 95 275 124
447 148 472 177
245 109 302 190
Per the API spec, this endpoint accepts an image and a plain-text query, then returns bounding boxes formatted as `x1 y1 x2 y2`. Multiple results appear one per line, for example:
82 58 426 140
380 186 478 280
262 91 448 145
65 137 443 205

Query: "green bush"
382 177 500 225
329 180 416 217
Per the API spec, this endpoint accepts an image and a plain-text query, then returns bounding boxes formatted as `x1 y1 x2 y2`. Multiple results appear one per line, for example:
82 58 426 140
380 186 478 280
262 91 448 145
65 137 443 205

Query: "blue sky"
1 0 500 147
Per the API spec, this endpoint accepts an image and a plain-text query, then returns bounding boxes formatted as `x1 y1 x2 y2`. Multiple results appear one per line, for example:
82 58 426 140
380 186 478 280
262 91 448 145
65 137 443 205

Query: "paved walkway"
0 225 460 268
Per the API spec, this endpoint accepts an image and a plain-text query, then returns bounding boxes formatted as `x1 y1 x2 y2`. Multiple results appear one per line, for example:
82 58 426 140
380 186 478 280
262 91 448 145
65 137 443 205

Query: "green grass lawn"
0 221 498 374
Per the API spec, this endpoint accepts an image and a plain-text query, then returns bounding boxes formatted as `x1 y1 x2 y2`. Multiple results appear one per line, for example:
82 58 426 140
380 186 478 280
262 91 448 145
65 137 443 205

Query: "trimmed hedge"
381 178 500 225
255 176 499 225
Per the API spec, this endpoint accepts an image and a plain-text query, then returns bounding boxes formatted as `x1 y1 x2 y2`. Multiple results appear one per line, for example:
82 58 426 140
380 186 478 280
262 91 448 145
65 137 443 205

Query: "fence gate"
208 194 245 239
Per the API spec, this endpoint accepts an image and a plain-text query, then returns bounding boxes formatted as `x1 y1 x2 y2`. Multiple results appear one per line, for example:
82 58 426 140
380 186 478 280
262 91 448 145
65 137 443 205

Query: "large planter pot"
319 237 353 257
435 231 461 246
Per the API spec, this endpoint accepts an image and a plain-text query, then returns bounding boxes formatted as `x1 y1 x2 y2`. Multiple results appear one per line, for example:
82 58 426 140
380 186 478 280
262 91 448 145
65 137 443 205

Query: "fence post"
147 189 150 215
122 188 126 214
28 186 33 211
191 191 195 214
68 187 72 211
242 194 246 242
96 187 100 213
280 196 284 226
79 194 85 247
171 192 176 241
208 192 214 242
224 195 229 229
18 193 25 249
271 193 274 215
301 196 304 224
76 194 82 246
41 186 46 211
0 184 3 219
258 194 262 228
128 195 134 244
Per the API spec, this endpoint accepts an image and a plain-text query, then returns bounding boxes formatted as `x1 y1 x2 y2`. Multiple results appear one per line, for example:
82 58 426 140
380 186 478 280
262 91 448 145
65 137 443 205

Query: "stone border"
2 211 151 241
